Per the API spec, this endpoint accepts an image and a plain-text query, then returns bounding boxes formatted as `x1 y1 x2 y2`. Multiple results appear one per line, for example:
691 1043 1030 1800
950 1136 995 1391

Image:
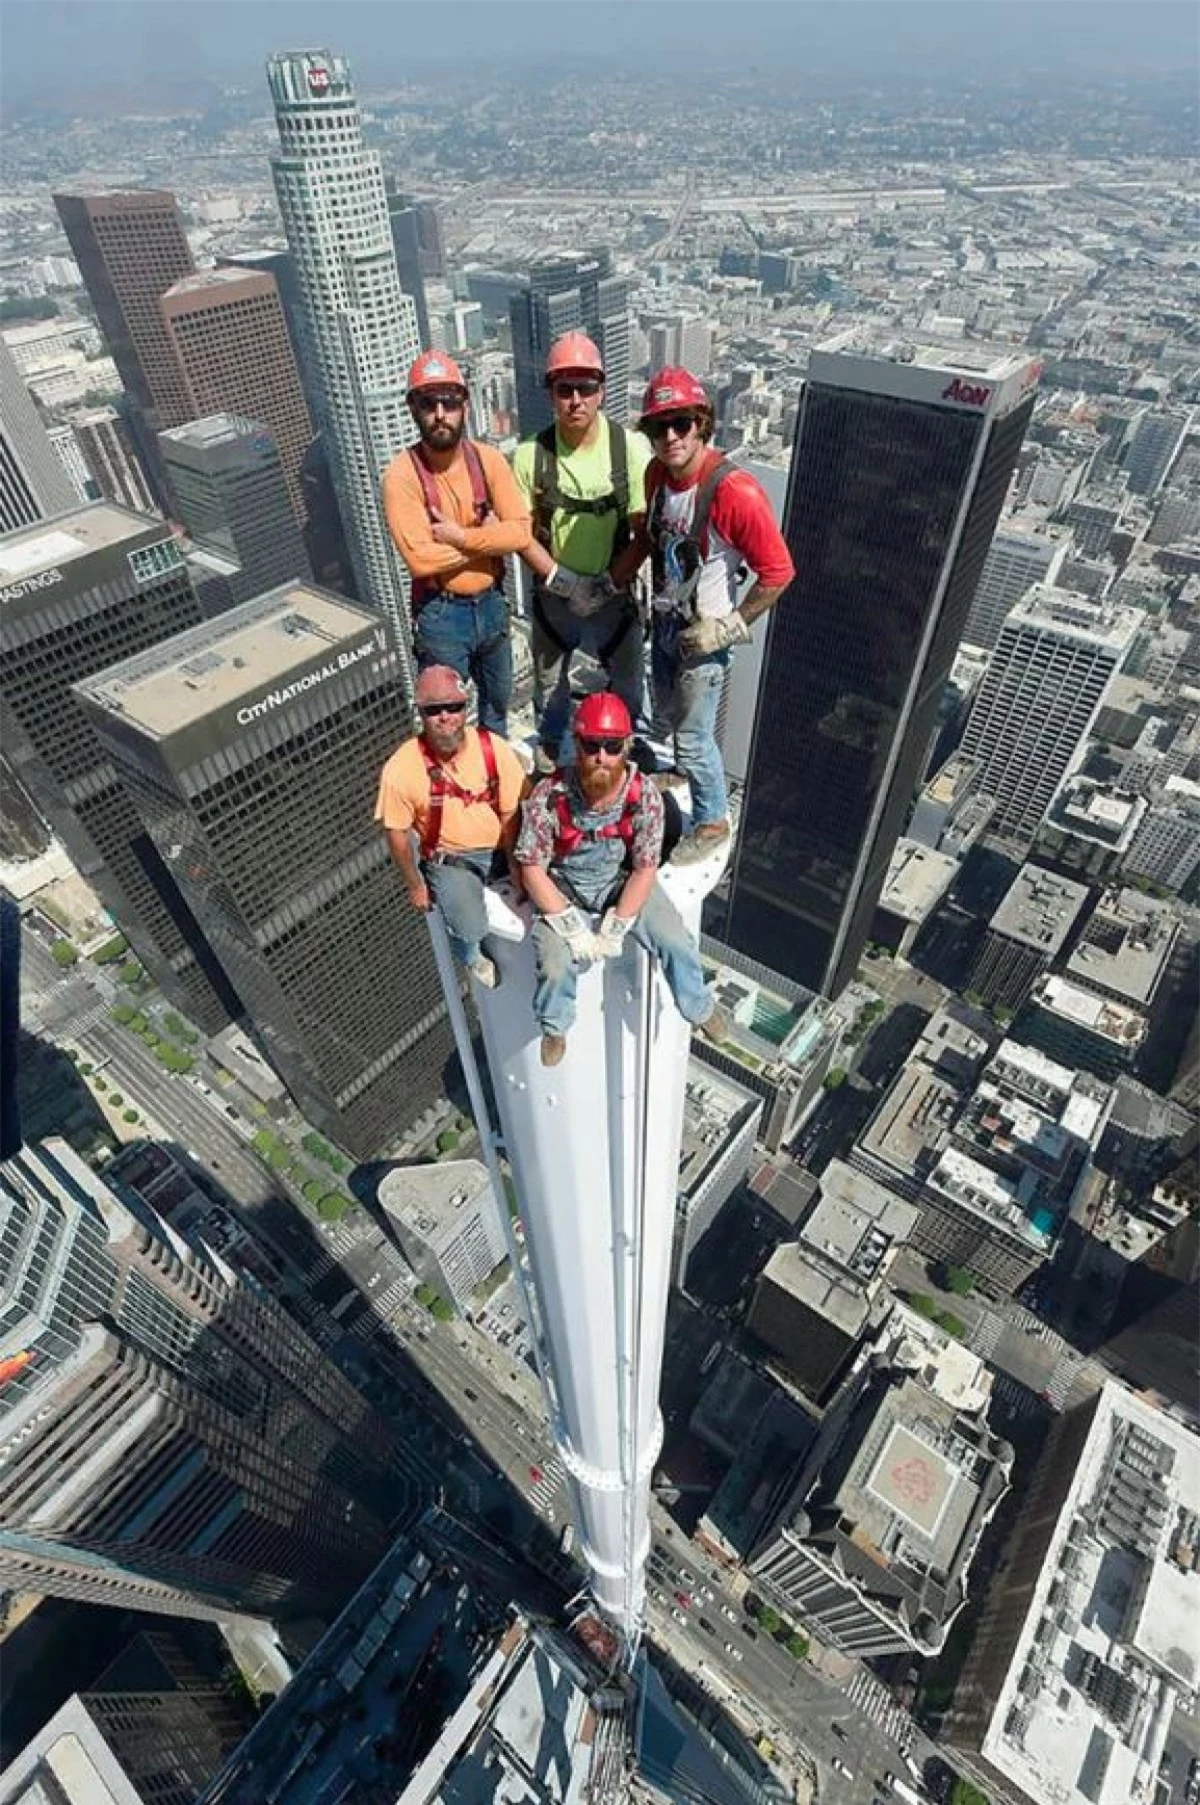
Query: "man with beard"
515 691 729 1067
384 351 531 733
513 332 650 772
376 665 528 989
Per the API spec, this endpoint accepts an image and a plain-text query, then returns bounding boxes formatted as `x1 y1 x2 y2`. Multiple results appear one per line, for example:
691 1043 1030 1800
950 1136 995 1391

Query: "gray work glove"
544 905 597 966
545 564 616 620
593 908 636 960
679 610 753 658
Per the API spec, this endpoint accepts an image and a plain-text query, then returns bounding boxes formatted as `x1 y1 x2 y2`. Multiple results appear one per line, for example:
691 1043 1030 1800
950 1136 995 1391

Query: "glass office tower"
726 336 1040 997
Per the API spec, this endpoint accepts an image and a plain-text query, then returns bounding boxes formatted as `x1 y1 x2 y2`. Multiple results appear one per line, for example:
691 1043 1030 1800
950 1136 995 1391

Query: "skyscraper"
77 583 453 1159
0 337 77 530
0 501 239 1031
52 190 195 487
158 415 309 602
1122 407 1192 496
0 1138 412 1619
726 337 1040 997
960 586 1138 851
510 249 633 434
160 266 315 523
71 403 157 513
266 50 420 647
384 176 432 347
961 521 1068 651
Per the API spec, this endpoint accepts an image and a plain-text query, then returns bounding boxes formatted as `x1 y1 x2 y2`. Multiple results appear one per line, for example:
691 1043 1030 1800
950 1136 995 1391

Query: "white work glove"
593 909 637 959
544 905 597 965
679 611 753 658
545 565 614 619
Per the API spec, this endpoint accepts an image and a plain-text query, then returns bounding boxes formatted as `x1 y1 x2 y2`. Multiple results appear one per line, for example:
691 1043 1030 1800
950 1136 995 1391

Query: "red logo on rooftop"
307 65 330 94
942 377 991 408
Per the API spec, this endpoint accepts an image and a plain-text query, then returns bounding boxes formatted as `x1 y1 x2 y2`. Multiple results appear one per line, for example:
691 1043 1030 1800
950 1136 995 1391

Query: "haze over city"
0 5 1196 1805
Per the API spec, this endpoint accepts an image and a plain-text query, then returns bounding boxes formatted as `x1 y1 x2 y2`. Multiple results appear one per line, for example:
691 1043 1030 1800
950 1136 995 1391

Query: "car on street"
832 1756 853 1779
699 1616 715 1634
722 1606 737 1622
832 1723 847 1741
671 1608 686 1624
529 1466 543 1483
674 1590 691 1609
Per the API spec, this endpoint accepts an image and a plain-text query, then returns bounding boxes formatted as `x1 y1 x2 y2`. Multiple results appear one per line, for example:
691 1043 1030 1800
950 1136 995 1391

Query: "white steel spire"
431 846 728 1647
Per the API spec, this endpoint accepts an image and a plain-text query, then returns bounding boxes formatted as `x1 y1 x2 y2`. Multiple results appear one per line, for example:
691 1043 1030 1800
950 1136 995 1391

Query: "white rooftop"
0 502 158 584
980 1383 1200 1805
1036 975 1147 1048
879 838 960 923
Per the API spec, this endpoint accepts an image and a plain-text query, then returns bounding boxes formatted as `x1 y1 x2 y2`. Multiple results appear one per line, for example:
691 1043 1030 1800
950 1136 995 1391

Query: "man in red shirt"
635 368 795 863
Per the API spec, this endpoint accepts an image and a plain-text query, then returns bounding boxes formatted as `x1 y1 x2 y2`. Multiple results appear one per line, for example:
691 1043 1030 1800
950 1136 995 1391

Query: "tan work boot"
693 1004 732 1047
534 740 560 776
672 819 731 866
540 1032 567 1068
468 954 499 989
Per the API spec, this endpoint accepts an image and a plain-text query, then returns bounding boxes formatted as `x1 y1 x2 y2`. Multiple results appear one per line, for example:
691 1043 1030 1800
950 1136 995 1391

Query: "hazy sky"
1 0 1196 109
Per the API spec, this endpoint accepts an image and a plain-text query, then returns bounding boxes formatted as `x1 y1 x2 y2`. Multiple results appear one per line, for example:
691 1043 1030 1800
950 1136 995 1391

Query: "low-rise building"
1033 774 1147 885
747 1161 919 1402
749 1313 1011 1657
1124 775 1200 894
1024 973 1147 1078
1065 885 1179 1012
871 838 960 959
946 1383 1200 1805
693 937 837 1151
379 1158 506 1312
674 1060 762 1288
969 864 1091 1013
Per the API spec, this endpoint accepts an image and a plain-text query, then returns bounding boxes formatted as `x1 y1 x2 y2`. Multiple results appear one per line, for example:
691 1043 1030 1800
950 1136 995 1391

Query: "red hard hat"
545 331 604 381
639 367 709 423
407 350 467 396
574 691 632 739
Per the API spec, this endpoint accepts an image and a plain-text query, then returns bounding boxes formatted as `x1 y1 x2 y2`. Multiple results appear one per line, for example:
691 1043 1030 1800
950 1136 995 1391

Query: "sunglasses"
646 412 698 441
420 701 466 718
412 392 465 414
576 734 627 757
551 379 603 400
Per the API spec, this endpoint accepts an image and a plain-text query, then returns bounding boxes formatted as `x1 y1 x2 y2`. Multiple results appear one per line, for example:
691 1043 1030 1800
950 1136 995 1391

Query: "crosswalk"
968 1312 1003 1360
528 1452 565 1515
1006 1304 1070 1355
844 1668 914 1752
988 1369 1045 1421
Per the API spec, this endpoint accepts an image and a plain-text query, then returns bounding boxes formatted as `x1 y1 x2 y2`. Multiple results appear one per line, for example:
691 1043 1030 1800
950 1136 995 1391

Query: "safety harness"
418 728 501 860
548 767 643 860
408 442 504 610
530 418 631 554
646 454 735 617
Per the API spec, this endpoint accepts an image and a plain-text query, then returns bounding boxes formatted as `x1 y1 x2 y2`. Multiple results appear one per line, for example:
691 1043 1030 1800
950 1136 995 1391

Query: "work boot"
671 820 731 866
540 1032 567 1068
693 1004 732 1048
534 740 560 777
468 954 499 990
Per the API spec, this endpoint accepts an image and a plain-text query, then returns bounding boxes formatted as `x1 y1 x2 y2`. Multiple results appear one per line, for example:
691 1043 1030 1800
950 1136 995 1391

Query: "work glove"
593 909 637 960
545 565 614 620
544 905 597 966
679 611 753 658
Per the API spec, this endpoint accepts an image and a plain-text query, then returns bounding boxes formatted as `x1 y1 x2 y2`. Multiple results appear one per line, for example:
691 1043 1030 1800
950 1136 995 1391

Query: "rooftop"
159 413 265 450
1065 886 1179 1008
162 266 267 297
0 1696 144 1805
989 863 1090 955
756 1240 876 1338
1045 775 1146 851
1034 975 1148 1049
878 838 960 925
0 501 163 586
75 585 384 737
980 1383 1200 1805
814 328 1034 382
1003 584 1139 654
379 1159 494 1243
799 1159 920 1283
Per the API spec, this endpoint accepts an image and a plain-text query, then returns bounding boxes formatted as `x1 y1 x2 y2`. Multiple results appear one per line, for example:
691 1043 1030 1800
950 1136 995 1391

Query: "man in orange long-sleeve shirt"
383 350 531 733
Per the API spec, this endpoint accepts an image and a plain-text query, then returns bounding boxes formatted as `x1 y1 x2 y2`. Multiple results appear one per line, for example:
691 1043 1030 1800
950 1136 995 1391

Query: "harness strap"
549 767 643 861
409 442 503 611
532 419 632 552
418 728 501 860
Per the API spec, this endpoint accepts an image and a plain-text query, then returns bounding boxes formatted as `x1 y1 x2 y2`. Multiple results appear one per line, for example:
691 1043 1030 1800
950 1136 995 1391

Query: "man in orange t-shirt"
383 350 530 734
375 665 527 988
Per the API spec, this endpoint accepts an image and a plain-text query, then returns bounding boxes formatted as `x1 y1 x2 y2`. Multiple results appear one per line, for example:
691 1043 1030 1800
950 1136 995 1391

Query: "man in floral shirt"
515 691 729 1067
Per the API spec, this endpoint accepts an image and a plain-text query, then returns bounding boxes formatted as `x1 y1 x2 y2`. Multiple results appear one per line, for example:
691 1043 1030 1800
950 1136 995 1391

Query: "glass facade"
727 381 1034 997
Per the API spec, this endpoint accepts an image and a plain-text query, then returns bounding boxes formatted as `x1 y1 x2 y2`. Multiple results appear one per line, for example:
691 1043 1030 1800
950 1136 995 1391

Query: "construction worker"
376 665 528 988
515 691 729 1067
383 351 531 735
635 368 795 863
513 332 650 772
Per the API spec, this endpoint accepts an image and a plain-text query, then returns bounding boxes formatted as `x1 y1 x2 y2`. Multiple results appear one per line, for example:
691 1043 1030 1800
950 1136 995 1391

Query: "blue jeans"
651 624 729 829
531 880 714 1036
425 849 504 967
415 587 512 735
